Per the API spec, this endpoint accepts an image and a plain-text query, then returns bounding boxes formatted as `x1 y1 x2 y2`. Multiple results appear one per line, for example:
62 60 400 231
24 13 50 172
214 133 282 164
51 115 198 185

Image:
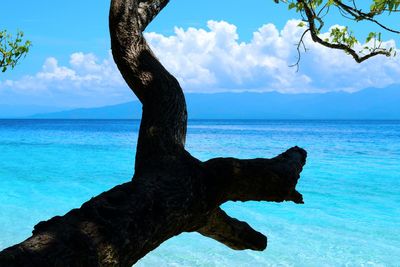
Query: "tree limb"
332 0 400 34
298 0 390 63
198 208 267 251
204 146 306 204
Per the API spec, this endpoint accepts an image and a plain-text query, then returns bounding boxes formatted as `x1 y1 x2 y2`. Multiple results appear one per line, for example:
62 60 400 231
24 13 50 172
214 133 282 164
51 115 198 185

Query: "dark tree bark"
0 1 307 266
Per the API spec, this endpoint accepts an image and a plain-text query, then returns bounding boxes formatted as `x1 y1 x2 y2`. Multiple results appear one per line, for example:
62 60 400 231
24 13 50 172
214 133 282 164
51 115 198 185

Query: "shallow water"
0 120 399 266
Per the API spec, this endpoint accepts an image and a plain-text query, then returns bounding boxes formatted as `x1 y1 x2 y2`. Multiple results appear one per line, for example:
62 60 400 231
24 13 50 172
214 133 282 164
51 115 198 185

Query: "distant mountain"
31 85 400 119
0 105 64 118
31 101 142 119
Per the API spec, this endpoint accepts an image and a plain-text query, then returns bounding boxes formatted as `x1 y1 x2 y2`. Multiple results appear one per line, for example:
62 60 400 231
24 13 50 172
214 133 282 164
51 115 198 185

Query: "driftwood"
0 1 307 266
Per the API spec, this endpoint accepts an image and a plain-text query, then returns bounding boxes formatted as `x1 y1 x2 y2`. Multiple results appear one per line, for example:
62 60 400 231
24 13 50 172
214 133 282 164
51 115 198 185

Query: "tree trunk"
0 1 307 266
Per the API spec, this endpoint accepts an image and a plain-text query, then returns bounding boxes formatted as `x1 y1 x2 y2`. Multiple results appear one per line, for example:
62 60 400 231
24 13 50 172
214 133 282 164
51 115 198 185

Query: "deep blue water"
0 119 399 266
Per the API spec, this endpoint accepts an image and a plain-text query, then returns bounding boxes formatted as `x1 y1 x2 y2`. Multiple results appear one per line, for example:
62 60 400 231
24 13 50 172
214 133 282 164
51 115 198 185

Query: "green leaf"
297 21 306 27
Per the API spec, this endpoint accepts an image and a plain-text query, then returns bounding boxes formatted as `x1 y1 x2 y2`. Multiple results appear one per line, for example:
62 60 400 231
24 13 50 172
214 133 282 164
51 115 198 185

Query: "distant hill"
31 85 400 119
0 105 64 119
31 101 143 119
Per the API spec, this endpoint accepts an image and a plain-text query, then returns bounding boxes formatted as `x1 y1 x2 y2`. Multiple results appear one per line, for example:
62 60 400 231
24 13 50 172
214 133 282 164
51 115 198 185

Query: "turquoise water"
0 120 399 266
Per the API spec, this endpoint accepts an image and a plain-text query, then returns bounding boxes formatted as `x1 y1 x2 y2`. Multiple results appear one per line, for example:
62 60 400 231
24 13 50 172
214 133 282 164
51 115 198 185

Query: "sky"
1 0 400 109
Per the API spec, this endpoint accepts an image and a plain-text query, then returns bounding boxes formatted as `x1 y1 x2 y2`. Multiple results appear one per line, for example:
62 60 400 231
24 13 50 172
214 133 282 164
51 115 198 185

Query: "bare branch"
290 28 310 71
204 146 307 204
198 208 267 251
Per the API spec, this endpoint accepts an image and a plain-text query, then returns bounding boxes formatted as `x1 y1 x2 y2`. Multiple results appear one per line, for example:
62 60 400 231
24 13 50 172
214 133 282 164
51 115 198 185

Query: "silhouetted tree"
0 0 398 266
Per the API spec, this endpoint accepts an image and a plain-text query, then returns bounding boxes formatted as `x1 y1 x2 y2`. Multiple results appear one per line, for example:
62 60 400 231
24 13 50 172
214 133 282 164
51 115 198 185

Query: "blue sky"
1 0 399 109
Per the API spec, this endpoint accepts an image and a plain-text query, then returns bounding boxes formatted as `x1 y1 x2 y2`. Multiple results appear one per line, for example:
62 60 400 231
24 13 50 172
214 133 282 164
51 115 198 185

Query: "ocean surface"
0 119 399 266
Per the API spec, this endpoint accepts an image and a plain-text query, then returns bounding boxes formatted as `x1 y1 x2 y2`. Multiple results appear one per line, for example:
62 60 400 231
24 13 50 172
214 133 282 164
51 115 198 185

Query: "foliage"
283 0 399 65
0 30 31 72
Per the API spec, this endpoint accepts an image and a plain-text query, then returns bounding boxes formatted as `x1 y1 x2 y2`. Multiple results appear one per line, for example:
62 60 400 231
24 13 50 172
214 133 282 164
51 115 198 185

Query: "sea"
0 119 399 266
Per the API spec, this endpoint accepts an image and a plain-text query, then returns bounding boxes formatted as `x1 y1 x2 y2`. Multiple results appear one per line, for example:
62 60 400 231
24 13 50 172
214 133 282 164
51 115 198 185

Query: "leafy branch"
0 30 31 73
282 0 400 67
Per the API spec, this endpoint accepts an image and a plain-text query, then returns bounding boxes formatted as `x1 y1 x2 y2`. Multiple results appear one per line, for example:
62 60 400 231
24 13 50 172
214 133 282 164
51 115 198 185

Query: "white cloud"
0 52 132 107
1 19 400 100
1 52 126 93
145 19 400 93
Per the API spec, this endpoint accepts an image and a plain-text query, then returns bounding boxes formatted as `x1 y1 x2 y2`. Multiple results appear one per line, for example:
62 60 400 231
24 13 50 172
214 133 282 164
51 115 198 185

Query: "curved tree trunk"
0 1 307 266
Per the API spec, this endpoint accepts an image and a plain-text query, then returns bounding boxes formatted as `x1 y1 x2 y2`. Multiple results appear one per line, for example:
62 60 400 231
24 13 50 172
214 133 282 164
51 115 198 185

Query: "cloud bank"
1 19 399 106
146 20 400 93
0 52 130 107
